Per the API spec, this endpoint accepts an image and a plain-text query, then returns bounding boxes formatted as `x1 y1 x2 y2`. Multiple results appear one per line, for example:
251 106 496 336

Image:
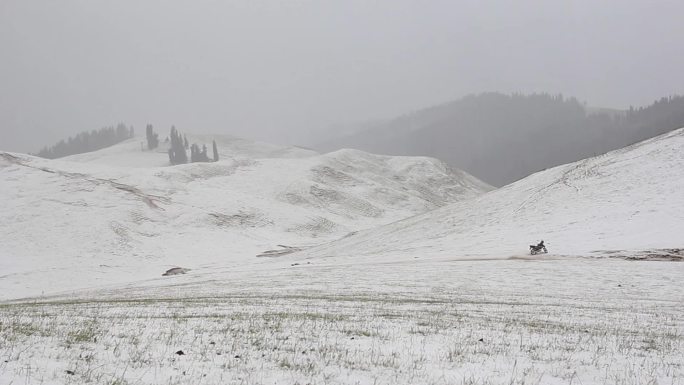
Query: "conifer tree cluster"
168 126 188 165
36 123 134 159
35 121 221 165
190 143 210 162
166 126 220 165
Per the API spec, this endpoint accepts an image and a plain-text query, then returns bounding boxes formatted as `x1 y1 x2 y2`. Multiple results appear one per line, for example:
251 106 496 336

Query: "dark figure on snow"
529 240 547 255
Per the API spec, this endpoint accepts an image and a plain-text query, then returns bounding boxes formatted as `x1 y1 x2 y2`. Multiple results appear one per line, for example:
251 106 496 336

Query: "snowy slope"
0 139 489 299
294 128 684 262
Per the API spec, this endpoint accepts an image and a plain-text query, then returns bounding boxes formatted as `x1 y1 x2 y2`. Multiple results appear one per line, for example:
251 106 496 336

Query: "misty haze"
1 1 683 384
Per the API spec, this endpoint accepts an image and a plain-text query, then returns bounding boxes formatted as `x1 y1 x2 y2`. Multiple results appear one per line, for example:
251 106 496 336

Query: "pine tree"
212 140 219 162
189 142 211 162
167 128 176 164
168 126 187 165
190 143 199 162
146 124 159 150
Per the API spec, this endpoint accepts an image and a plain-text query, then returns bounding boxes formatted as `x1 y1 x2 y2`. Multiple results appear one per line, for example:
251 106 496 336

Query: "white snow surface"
0 137 489 300
1 258 682 385
294 127 684 262
1 132 683 385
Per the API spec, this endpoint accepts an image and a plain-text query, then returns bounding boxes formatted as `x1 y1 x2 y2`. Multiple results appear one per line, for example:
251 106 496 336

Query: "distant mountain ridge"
317 93 684 186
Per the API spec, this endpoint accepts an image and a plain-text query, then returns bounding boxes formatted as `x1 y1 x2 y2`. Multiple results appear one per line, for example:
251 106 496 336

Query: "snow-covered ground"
1 130 683 384
0 258 682 385
0 136 489 299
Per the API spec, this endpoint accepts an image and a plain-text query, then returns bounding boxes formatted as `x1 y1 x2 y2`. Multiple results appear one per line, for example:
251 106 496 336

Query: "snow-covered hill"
294 127 684 262
0 138 490 299
61 134 318 167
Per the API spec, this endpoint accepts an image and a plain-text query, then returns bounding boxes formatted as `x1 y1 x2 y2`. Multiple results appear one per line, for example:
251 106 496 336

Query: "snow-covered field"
1 258 682 385
1 130 683 384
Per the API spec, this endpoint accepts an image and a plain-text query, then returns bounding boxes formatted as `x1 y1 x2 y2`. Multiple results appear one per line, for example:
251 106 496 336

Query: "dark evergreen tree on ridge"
212 140 219 162
190 143 199 162
190 142 211 162
146 124 159 150
168 126 188 165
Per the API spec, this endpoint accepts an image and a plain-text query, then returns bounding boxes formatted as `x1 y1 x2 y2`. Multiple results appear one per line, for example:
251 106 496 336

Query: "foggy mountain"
317 93 684 186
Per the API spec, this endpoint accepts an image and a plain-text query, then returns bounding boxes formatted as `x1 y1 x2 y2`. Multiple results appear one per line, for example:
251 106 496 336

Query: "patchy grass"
0 259 683 384
65 320 99 345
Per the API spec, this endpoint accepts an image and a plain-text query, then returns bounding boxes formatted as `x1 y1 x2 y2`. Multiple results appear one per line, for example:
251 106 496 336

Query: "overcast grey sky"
2 0 683 153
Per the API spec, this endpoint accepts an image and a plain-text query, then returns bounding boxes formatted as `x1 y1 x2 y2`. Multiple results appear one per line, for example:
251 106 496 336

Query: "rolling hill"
0 136 490 299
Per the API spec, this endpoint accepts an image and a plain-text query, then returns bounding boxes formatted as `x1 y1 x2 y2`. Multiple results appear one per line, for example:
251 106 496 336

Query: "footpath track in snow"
1 258 682 385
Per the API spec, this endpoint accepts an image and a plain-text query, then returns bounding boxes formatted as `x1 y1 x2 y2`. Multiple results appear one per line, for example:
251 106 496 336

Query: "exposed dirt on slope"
1 152 170 209
596 248 684 261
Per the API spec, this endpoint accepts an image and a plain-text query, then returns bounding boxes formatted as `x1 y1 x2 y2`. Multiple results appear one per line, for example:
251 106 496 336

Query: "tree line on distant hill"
317 93 684 186
35 123 219 165
36 123 134 159
145 124 218 164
